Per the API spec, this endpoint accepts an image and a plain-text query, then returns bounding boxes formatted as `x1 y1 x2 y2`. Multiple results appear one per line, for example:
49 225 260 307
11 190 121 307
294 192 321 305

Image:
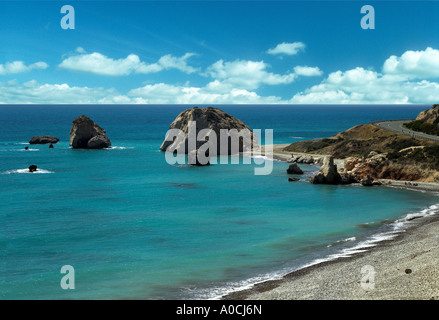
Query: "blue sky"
1 0 439 104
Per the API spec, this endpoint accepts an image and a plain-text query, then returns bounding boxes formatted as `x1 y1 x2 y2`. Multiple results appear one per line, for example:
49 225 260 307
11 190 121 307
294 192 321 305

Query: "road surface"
373 120 439 143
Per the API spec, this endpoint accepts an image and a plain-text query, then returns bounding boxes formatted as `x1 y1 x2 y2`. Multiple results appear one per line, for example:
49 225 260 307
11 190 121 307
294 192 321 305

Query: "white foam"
107 146 133 150
0 149 39 152
2 168 54 174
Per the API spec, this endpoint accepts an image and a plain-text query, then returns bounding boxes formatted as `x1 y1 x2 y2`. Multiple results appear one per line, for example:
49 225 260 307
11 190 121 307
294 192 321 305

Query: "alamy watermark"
361 265 376 290
60 265 75 290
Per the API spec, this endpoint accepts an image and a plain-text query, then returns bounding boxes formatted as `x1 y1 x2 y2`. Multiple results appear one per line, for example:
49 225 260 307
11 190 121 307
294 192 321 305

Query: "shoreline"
223 209 439 300
224 144 439 300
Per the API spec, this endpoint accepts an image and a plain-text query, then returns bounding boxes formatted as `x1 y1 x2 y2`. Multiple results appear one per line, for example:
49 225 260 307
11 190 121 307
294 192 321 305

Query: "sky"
0 0 439 104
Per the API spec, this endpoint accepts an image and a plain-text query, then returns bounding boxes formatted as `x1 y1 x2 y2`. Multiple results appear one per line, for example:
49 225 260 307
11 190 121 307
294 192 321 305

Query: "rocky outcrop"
70 115 111 149
160 107 257 155
288 154 322 165
415 104 439 124
308 156 341 184
341 151 388 182
361 175 373 186
29 165 37 172
286 162 303 174
29 136 59 145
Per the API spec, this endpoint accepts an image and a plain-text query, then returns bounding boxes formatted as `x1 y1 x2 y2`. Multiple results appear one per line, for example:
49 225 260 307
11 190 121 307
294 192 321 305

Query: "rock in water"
29 165 37 172
49 144 54 149
286 162 303 174
160 107 257 155
361 175 373 187
308 156 341 184
70 115 111 149
29 136 59 145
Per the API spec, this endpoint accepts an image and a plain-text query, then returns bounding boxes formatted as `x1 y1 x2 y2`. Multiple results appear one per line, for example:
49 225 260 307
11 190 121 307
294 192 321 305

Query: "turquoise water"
1 105 438 299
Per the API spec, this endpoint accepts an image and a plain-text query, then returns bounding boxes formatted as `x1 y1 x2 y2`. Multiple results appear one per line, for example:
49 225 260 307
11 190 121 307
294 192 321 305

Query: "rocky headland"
282 105 439 185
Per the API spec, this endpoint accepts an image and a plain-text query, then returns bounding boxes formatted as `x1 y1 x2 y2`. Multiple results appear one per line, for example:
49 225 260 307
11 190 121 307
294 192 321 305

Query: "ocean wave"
2 168 54 174
199 202 439 300
0 149 39 152
107 146 134 150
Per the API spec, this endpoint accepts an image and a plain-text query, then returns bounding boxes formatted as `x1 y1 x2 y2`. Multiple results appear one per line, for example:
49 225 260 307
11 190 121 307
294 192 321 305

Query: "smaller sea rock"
29 136 59 145
49 144 54 149
286 162 304 174
361 175 373 187
288 177 300 182
29 165 37 173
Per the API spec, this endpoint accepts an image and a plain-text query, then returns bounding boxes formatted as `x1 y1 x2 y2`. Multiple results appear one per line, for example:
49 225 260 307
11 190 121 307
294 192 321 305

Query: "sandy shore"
227 144 439 300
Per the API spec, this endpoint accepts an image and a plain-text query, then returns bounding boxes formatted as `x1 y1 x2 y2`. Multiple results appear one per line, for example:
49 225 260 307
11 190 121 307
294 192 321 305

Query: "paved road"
373 120 439 143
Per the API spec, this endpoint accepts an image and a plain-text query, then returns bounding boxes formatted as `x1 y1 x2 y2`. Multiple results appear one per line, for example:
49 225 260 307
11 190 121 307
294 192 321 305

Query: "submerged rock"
288 177 300 182
160 107 257 156
29 136 59 145
70 115 111 149
286 162 303 174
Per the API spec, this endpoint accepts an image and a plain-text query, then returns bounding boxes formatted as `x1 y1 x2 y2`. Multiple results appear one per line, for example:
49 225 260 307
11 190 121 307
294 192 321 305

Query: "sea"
1 104 438 299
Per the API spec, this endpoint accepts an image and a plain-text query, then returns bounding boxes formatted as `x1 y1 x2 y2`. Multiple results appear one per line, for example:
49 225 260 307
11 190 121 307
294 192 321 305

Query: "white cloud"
0 80 126 104
75 47 86 54
0 61 48 75
58 51 197 76
158 53 199 74
128 82 284 104
293 66 323 77
383 47 439 79
267 42 305 56
206 59 297 90
290 67 439 104
0 79 285 104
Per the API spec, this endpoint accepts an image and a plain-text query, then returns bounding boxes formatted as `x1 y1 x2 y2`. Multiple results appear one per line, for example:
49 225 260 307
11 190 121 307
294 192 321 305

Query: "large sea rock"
70 115 111 149
29 136 59 145
160 107 258 155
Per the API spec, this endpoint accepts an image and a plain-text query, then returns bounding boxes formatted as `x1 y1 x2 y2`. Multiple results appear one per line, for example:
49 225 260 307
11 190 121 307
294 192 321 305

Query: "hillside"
405 104 439 136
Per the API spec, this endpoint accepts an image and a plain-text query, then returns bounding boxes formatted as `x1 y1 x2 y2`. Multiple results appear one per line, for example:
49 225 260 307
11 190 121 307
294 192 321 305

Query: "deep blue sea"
1 104 438 299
